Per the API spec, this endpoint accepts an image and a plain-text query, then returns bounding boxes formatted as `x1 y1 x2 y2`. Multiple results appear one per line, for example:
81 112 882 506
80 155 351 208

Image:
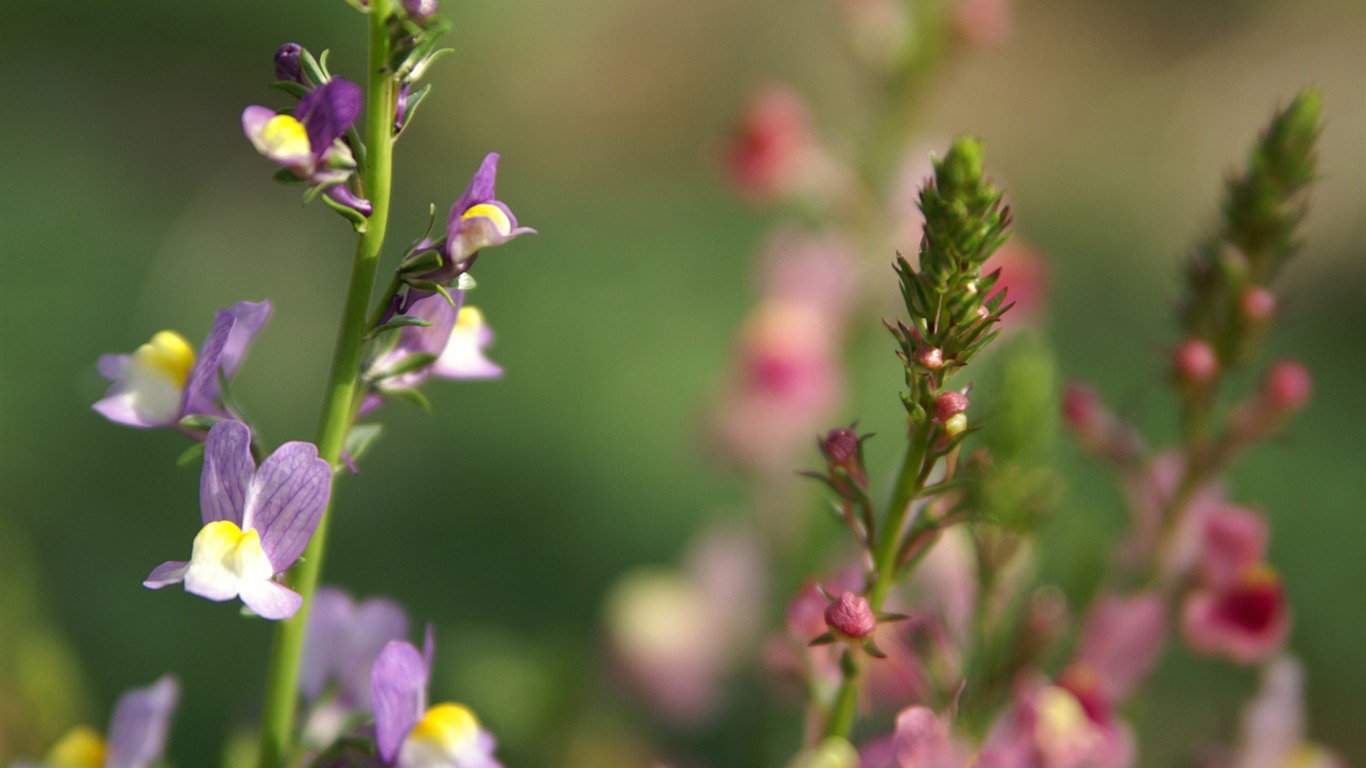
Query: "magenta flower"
371 634 502 768
414 154 535 284
243 79 370 215
15 676 178 768
1183 563 1290 665
1073 592 1167 703
143 420 330 620
302 587 410 710
94 300 270 431
981 676 1134 768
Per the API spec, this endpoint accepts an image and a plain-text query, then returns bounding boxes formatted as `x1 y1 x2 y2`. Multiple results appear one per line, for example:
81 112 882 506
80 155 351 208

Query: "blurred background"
1 0 1363 765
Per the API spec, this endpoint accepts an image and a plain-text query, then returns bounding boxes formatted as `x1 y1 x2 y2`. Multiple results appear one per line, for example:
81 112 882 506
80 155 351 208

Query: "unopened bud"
1173 339 1218 384
913 346 944 370
1240 287 1277 323
933 390 970 423
1062 382 1103 434
1261 360 1312 413
402 0 439 22
274 43 305 84
943 413 968 438
820 427 860 466
824 592 876 639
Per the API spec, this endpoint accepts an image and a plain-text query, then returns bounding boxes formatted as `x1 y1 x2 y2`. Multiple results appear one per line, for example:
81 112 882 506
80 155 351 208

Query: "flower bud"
1173 338 1218 385
933 390 970 423
942 413 968 439
913 345 944 370
1261 360 1312 414
1239 287 1276 323
824 592 876 639
1061 382 1103 434
274 43 305 84
402 0 439 22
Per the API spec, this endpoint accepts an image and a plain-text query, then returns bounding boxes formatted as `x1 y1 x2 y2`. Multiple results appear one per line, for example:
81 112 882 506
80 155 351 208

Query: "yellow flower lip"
460 203 512 237
45 725 107 768
134 330 195 388
191 520 272 581
260 114 312 162
410 702 480 750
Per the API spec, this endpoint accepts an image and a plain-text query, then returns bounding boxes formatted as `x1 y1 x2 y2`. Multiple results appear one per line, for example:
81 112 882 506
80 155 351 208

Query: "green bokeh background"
2 0 1363 765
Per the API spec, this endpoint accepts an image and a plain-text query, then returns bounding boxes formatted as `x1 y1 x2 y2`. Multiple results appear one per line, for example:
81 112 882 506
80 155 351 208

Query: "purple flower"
416 154 534 284
143 420 330 620
16 676 179 768
243 78 368 214
362 292 502 414
371 634 501 768
302 587 409 710
94 300 270 430
402 0 439 23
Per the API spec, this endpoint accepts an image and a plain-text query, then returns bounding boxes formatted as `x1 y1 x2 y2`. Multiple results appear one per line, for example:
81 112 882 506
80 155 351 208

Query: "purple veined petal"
218 300 272 379
94 391 166 429
301 587 354 702
239 579 304 620
243 440 331 570
448 153 501 234
200 421 254 526
371 640 430 763
143 561 190 589
106 675 179 768
181 309 235 418
98 353 130 381
297 79 362 160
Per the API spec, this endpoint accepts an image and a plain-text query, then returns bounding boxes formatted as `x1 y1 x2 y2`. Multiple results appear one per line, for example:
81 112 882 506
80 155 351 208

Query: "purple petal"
448 153 501 236
181 310 235 418
240 579 304 620
98 353 130 381
302 587 354 702
106 675 179 768
371 641 429 763
94 392 165 429
398 291 463 358
242 106 279 151
200 421 254 526
343 598 410 708
297 79 362 160
143 561 190 589
218 300 272 379
244 440 331 570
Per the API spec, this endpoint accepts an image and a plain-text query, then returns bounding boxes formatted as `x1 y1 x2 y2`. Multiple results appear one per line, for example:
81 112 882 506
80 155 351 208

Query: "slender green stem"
824 419 934 739
256 4 395 766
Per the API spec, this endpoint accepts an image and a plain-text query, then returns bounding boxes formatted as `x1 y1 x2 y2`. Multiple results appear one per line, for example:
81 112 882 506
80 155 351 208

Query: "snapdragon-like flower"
94 300 270 431
363 291 502 414
411 153 535 285
371 634 502 768
302 587 410 710
243 79 370 214
143 420 330 620
15 676 178 768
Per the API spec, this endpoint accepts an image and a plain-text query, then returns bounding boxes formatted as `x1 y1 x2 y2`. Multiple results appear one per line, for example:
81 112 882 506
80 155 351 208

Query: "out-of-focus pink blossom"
837 0 911 71
1173 338 1219 386
724 85 817 201
953 0 1014 48
1124 452 1223 577
1239 287 1277 323
1260 360 1313 415
982 240 1049 330
1198 506 1268 589
1182 563 1290 665
1227 656 1345 768
981 677 1134 768
1073 592 1168 703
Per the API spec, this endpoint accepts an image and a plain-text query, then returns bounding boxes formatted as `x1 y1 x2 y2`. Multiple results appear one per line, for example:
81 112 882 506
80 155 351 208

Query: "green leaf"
342 423 383 467
175 442 206 467
367 315 433 339
383 386 432 411
321 191 370 233
178 414 221 432
373 353 437 381
270 81 310 99
273 168 305 185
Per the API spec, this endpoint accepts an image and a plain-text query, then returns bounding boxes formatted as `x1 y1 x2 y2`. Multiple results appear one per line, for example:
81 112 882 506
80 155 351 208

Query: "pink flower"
1183 563 1290 664
724 85 816 201
981 676 1134 768
1073 592 1168 703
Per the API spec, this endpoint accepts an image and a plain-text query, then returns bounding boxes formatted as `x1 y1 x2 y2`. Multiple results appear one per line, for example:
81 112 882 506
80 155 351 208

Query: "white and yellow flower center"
44 725 107 768
184 520 274 600
259 114 312 163
460 203 512 237
125 330 194 423
398 703 482 767
1034 685 1101 760
435 307 491 370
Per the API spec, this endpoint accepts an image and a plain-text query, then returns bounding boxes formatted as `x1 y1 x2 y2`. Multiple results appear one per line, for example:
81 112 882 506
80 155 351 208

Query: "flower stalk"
257 1 396 765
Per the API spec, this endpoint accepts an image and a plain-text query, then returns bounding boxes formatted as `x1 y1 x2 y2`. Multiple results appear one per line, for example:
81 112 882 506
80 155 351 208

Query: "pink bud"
1173 338 1219 384
824 592 876 639
821 428 860 465
1062 382 1103 434
914 345 945 370
724 85 811 200
933 391 970 423
1261 360 1312 413
1240 287 1277 323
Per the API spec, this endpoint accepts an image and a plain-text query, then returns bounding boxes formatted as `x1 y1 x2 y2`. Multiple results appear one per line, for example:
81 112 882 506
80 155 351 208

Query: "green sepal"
321 191 370 232
862 639 888 659
394 84 432 137
367 315 433 339
273 168 305 185
270 81 311 100
342 423 383 468
175 442 206 467
383 386 432 411
400 281 458 306
875 611 909 623
399 249 445 276
178 414 222 432
373 353 437 381
301 48 331 86
808 632 835 647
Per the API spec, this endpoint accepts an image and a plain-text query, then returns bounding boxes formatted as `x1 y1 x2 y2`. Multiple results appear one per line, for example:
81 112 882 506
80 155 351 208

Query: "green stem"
824 419 934 739
256 4 395 767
